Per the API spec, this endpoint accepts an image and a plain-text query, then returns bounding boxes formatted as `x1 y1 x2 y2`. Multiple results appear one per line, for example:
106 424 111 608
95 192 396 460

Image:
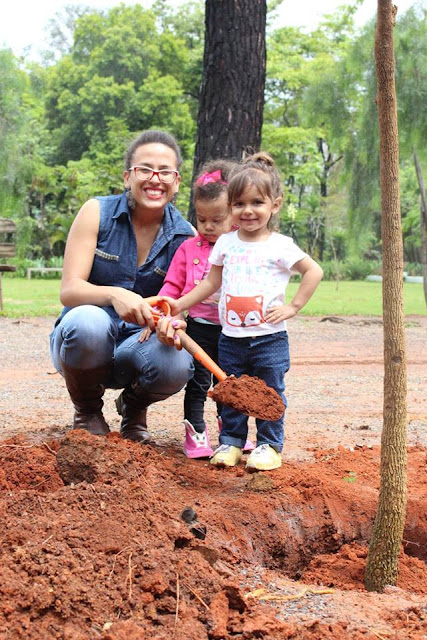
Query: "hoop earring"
125 188 136 210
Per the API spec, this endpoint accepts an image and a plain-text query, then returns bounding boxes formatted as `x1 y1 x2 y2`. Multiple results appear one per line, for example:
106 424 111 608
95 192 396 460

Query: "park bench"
0 218 17 311
27 267 63 279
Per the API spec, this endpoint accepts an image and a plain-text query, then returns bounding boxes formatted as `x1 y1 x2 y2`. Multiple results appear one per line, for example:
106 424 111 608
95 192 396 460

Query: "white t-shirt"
209 230 307 337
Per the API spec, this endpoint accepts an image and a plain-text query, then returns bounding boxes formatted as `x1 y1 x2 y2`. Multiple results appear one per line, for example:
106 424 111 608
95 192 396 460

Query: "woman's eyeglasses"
129 166 179 184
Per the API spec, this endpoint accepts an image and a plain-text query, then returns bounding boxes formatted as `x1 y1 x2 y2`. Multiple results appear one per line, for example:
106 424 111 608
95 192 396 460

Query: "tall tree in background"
190 0 266 223
365 0 407 592
394 6 427 305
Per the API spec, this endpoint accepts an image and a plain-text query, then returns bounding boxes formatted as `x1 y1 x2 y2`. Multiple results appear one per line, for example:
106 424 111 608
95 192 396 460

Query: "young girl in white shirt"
163 152 323 471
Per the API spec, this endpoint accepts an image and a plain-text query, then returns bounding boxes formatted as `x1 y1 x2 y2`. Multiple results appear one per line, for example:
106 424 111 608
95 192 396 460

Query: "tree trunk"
365 0 407 592
189 0 266 223
413 149 427 305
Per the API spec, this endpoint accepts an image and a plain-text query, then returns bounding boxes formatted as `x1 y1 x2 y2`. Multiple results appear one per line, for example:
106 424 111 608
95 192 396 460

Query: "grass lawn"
0 277 425 318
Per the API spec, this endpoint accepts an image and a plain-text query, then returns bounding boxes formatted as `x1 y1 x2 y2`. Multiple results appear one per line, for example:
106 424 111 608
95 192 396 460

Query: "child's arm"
138 242 189 342
161 264 223 316
265 256 323 323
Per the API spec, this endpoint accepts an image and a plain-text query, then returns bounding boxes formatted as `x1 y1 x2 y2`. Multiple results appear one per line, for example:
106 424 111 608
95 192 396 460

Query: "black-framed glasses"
129 165 179 184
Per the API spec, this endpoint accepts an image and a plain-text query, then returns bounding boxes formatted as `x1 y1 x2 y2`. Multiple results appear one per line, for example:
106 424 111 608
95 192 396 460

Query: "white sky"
0 0 419 60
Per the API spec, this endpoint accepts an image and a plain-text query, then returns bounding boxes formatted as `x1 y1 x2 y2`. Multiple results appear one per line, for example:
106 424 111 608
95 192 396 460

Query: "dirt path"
0 314 426 639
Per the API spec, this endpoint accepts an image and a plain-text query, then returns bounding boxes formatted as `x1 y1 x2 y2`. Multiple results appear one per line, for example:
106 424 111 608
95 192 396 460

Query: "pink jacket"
159 234 220 324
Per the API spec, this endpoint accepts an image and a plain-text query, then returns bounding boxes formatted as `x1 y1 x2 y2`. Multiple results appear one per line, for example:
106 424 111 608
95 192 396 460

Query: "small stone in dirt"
320 316 346 323
190 523 207 540
180 506 198 523
247 474 274 492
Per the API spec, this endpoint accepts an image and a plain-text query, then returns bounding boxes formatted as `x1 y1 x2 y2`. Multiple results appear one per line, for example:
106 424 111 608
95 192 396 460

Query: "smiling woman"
49 129 195 445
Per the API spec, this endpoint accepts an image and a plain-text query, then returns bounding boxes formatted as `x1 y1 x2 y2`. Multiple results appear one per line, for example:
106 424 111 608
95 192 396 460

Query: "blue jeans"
50 305 194 396
218 331 289 452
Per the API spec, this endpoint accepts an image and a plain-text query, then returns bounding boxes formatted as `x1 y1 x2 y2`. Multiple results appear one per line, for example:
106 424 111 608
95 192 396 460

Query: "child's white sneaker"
245 444 282 471
210 444 242 467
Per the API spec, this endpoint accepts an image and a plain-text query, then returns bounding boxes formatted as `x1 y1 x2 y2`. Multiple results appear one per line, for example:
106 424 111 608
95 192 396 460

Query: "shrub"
405 262 423 276
319 260 344 281
343 259 379 281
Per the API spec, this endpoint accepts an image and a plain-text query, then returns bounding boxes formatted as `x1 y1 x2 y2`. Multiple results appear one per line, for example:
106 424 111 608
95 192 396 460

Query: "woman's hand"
111 289 156 329
156 315 187 349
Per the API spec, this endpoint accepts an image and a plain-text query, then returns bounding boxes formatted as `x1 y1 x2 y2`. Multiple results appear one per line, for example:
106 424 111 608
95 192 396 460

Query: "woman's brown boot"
116 386 170 443
61 362 112 436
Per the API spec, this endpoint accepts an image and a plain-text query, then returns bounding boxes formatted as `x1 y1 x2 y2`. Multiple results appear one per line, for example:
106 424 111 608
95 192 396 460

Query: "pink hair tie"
196 170 227 186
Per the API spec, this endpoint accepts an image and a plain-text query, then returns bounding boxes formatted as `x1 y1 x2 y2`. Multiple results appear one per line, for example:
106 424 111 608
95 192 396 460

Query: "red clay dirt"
0 314 426 639
211 374 285 420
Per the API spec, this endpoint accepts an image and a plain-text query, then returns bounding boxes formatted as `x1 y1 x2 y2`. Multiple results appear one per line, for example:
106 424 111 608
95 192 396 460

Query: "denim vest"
55 192 194 324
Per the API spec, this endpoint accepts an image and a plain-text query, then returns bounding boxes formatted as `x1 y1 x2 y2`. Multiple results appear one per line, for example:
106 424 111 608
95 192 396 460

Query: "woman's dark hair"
228 152 283 230
193 159 235 204
124 130 182 170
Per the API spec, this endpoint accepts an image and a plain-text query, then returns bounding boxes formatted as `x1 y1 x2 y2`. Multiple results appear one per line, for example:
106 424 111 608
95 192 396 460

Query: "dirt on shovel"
210 374 285 421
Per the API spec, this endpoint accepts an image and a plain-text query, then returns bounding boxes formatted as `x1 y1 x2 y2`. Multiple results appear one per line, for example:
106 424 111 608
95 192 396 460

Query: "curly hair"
124 130 182 170
193 159 236 204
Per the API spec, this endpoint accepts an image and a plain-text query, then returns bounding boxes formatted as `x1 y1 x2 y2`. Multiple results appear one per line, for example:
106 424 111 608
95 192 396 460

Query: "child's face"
195 193 232 242
230 185 280 238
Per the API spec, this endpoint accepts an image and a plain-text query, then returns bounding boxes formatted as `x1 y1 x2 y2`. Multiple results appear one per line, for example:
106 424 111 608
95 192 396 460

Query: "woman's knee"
153 349 194 394
136 346 194 395
53 306 117 369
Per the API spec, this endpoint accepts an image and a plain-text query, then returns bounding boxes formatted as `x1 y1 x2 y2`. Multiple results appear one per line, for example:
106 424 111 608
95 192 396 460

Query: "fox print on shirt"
225 295 265 327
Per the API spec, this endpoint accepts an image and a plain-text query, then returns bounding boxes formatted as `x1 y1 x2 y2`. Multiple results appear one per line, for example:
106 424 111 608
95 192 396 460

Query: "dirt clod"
211 374 285 420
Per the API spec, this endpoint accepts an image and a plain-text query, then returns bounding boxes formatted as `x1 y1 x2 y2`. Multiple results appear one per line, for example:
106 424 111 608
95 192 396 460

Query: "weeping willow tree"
364 0 407 593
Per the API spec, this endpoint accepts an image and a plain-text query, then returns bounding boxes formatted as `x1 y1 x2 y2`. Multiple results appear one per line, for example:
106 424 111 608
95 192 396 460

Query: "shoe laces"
214 444 231 454
253 444 270 455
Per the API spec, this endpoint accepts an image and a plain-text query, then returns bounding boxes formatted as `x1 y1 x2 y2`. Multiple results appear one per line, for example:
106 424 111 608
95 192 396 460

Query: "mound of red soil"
0 430 426 639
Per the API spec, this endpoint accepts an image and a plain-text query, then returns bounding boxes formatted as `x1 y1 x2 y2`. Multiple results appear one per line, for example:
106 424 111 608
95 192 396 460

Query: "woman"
50 130 195 443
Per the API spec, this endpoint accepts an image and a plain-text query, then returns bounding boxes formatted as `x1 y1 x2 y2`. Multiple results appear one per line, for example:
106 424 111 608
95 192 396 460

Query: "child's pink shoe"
217 417 255 453
183 420 214 458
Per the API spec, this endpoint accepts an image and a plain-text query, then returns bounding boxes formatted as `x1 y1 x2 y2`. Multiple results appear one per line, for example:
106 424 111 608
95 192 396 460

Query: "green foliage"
0 49 32 218
343 258 379 281
0 0 425 271
343 471 358 484
405 262 423 277
43 4 197 165
319 260 344 281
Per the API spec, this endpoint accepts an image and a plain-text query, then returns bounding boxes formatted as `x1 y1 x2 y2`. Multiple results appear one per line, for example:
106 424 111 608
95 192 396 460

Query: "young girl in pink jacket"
158 160 254 458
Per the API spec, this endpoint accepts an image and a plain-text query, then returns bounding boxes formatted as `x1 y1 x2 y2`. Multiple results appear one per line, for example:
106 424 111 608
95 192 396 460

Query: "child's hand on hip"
265 303 299 324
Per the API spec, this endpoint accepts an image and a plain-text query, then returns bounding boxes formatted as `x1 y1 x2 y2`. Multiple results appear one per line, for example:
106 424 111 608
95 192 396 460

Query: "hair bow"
196 170 227 185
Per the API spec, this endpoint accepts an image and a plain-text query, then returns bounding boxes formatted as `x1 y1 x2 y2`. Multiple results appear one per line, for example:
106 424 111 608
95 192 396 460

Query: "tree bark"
189 0 266 223
365 0 408 592
413 149 427 305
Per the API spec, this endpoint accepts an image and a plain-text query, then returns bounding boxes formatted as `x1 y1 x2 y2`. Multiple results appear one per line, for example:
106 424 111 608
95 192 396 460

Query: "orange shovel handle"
144 296 227 382
175 329 227 382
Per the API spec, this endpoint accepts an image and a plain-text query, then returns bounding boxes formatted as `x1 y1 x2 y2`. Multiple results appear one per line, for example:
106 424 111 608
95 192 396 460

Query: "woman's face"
123 142 181 214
